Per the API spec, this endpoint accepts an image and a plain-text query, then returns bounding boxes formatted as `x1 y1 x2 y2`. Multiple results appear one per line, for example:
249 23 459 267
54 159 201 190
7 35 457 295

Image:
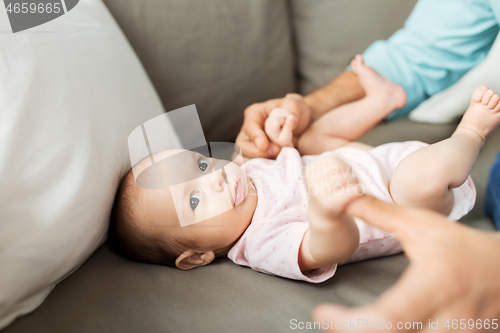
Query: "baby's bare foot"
455 86 500 144
351 54 407 111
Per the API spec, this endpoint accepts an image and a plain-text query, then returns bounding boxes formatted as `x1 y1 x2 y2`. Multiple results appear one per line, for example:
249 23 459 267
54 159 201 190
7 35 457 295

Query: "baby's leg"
298 55 406 155
390 86 500 215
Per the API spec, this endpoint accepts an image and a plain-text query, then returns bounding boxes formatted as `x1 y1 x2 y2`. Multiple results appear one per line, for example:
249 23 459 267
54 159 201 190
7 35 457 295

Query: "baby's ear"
175 250 215 270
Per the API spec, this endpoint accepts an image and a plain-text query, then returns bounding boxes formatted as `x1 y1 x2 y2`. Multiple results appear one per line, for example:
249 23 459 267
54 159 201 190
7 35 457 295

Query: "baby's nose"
208 169 225 192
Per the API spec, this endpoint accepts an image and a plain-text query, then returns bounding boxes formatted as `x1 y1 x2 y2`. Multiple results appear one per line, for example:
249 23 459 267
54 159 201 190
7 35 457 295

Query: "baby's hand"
264 108 297 148
305 155 361 218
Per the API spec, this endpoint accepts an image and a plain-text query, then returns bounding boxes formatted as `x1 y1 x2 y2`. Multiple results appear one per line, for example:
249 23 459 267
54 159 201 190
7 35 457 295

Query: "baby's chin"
205 205 255 250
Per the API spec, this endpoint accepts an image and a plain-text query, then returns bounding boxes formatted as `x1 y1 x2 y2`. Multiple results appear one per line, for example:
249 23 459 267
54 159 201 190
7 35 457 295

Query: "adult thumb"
282 93 303 114
312 303 377 332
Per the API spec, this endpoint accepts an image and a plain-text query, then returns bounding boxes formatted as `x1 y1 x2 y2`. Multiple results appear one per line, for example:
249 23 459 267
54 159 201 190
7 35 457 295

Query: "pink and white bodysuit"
227 142 476 283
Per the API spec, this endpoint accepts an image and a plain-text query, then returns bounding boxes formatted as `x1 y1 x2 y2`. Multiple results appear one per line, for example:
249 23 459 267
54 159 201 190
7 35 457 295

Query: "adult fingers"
313 266 438 332
242 103 270 148
282 94 305 122
344 195 444 241
235 130 274 159
345 195 412 237
240 101 284 157
367 266 442 329
420 302 480 333
313 303 424 333
245 119 269 152
282 93 302 113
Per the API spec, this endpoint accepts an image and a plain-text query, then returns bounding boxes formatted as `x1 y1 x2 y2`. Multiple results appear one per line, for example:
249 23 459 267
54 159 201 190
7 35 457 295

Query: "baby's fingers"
264 115 285 143
277 115 296 147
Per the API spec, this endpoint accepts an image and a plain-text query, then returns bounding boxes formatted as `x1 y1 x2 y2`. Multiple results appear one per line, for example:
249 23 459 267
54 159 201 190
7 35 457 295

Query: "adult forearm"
304 70 365 122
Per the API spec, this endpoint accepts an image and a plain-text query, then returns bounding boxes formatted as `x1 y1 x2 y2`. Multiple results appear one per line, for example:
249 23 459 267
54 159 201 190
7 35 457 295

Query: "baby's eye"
190 192 200 211
198 158 209 172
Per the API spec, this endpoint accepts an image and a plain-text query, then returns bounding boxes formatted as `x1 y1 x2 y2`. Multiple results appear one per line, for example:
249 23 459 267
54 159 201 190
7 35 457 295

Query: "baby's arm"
299 155 361 272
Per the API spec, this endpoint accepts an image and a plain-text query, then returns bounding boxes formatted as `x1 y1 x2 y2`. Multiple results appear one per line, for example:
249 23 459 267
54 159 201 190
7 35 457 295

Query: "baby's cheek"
203 194 233 222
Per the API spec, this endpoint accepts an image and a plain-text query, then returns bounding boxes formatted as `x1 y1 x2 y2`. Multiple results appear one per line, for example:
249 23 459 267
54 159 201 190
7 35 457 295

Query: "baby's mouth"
233 178 243 206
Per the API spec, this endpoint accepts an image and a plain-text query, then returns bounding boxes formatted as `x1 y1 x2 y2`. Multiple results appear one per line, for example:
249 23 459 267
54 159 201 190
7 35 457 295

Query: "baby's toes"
351 58 358 74
495 100 500 113
355 54 364 66
481 89 495 105
471 85 488 103
488 93 499 110
351 54 364 73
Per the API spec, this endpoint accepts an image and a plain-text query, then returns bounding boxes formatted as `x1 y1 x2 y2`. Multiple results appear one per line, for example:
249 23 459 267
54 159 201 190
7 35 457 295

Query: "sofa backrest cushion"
291 0 418 95
0 0 180 329
102 0 295 142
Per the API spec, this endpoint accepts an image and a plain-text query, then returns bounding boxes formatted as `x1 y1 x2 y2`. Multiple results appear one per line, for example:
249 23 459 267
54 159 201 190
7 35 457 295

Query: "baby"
111 57 500 282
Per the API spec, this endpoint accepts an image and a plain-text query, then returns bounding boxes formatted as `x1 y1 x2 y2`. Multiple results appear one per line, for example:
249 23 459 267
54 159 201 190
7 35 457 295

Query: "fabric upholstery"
102 0 296 143
290 0 418 95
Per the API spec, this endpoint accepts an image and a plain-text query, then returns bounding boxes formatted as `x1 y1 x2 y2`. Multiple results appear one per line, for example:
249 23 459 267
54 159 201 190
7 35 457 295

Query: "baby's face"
166 149 250 226
139 148 257 253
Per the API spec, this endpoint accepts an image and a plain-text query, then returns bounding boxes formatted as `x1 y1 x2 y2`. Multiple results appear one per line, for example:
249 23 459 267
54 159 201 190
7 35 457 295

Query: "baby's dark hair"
110 170 182 267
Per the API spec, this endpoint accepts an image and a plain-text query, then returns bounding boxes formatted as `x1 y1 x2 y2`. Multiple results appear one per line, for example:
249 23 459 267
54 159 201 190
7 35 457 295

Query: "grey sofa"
4 1 497 332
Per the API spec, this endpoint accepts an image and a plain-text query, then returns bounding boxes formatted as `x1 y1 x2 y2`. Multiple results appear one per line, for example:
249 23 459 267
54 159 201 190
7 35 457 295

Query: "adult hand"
313 195 500 332
235 93 312 159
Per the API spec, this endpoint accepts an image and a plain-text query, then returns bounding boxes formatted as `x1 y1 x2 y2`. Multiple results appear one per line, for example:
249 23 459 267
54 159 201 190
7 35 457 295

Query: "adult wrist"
304 92 328 123
304 70 365 123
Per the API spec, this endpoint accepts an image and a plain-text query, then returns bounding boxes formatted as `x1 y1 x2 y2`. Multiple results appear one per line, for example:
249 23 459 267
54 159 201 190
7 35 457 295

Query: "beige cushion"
102 0 295 142
290 0 417 94
409 34 500 124
0 0 180 328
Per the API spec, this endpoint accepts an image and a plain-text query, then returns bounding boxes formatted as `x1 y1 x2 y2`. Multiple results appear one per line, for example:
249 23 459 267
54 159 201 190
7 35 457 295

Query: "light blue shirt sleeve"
362 0 500 120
